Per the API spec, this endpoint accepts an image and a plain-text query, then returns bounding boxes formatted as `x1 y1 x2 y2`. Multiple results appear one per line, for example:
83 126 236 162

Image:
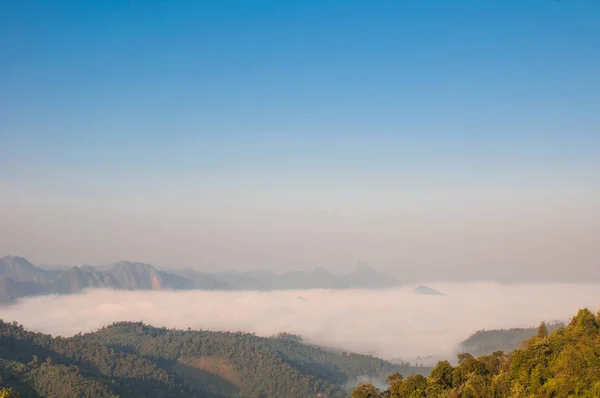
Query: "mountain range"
0 256 399 303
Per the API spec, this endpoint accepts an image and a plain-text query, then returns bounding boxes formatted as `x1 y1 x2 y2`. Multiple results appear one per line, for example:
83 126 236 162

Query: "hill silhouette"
0 256 399 303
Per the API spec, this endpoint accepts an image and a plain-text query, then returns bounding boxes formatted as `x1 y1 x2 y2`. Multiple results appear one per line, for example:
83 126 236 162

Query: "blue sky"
1 1 599 275
2 0 599 178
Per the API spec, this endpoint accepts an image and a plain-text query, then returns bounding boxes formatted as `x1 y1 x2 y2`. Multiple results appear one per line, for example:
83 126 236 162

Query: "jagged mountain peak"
1 255 35 267
0 255 55 284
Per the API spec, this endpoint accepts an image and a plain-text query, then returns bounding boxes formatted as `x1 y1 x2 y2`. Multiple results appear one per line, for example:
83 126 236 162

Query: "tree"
386 372 403 385
569 308 599 336
351 382 380 398
353 307 600 398
536 321 548 338
429 360 453 389
457 353 474 366
0 388 20 398
398 374 427 397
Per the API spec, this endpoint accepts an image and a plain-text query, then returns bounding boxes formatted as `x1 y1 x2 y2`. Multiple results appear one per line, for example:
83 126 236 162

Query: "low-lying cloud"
1 283 598 361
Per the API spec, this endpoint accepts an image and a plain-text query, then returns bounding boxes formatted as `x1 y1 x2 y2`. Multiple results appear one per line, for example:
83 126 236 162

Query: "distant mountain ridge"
0 256 400 303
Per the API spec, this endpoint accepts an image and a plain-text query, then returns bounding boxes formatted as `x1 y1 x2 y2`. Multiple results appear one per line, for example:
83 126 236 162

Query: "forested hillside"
458 321 565 357
82 322 427 397
0 319 426 397
0 320 215 397
352 308 600 397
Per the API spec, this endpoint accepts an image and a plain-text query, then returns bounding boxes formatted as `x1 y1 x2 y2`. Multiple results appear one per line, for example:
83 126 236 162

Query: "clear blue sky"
2 0 599 178
1 1 599 276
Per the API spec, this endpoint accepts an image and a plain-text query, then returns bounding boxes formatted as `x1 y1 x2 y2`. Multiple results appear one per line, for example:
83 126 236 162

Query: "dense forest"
352 308 600 397
4 307 599 397
0 319 426 397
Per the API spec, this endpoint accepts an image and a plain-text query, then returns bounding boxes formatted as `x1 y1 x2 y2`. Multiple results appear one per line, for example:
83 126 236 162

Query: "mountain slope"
0 357 118 398
0 256 57 284
174 268 230 290
0 320 219 397
0 318 426 397
353 308 600 397
458 321 565 357
83 322 428 397
110 261 192 290
84 323 347 397
0 277 45 303
44 266 120 294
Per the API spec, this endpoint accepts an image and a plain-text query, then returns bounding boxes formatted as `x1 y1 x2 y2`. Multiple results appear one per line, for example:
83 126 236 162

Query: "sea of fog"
1 283 598 362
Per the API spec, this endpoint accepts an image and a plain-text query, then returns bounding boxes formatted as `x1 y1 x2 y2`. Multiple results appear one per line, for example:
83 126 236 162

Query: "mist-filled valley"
2 283 598 396
2 283 598 363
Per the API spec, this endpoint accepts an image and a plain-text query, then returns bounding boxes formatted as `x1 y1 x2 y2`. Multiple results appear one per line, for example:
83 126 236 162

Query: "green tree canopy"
353 308 600 398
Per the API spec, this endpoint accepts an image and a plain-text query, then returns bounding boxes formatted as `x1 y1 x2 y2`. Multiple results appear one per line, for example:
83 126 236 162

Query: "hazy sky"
1 1 599 279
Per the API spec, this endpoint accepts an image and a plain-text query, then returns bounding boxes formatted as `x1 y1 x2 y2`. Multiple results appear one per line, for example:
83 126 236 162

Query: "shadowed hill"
0 320 219 397
83 322 428 397
0 318 426 397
